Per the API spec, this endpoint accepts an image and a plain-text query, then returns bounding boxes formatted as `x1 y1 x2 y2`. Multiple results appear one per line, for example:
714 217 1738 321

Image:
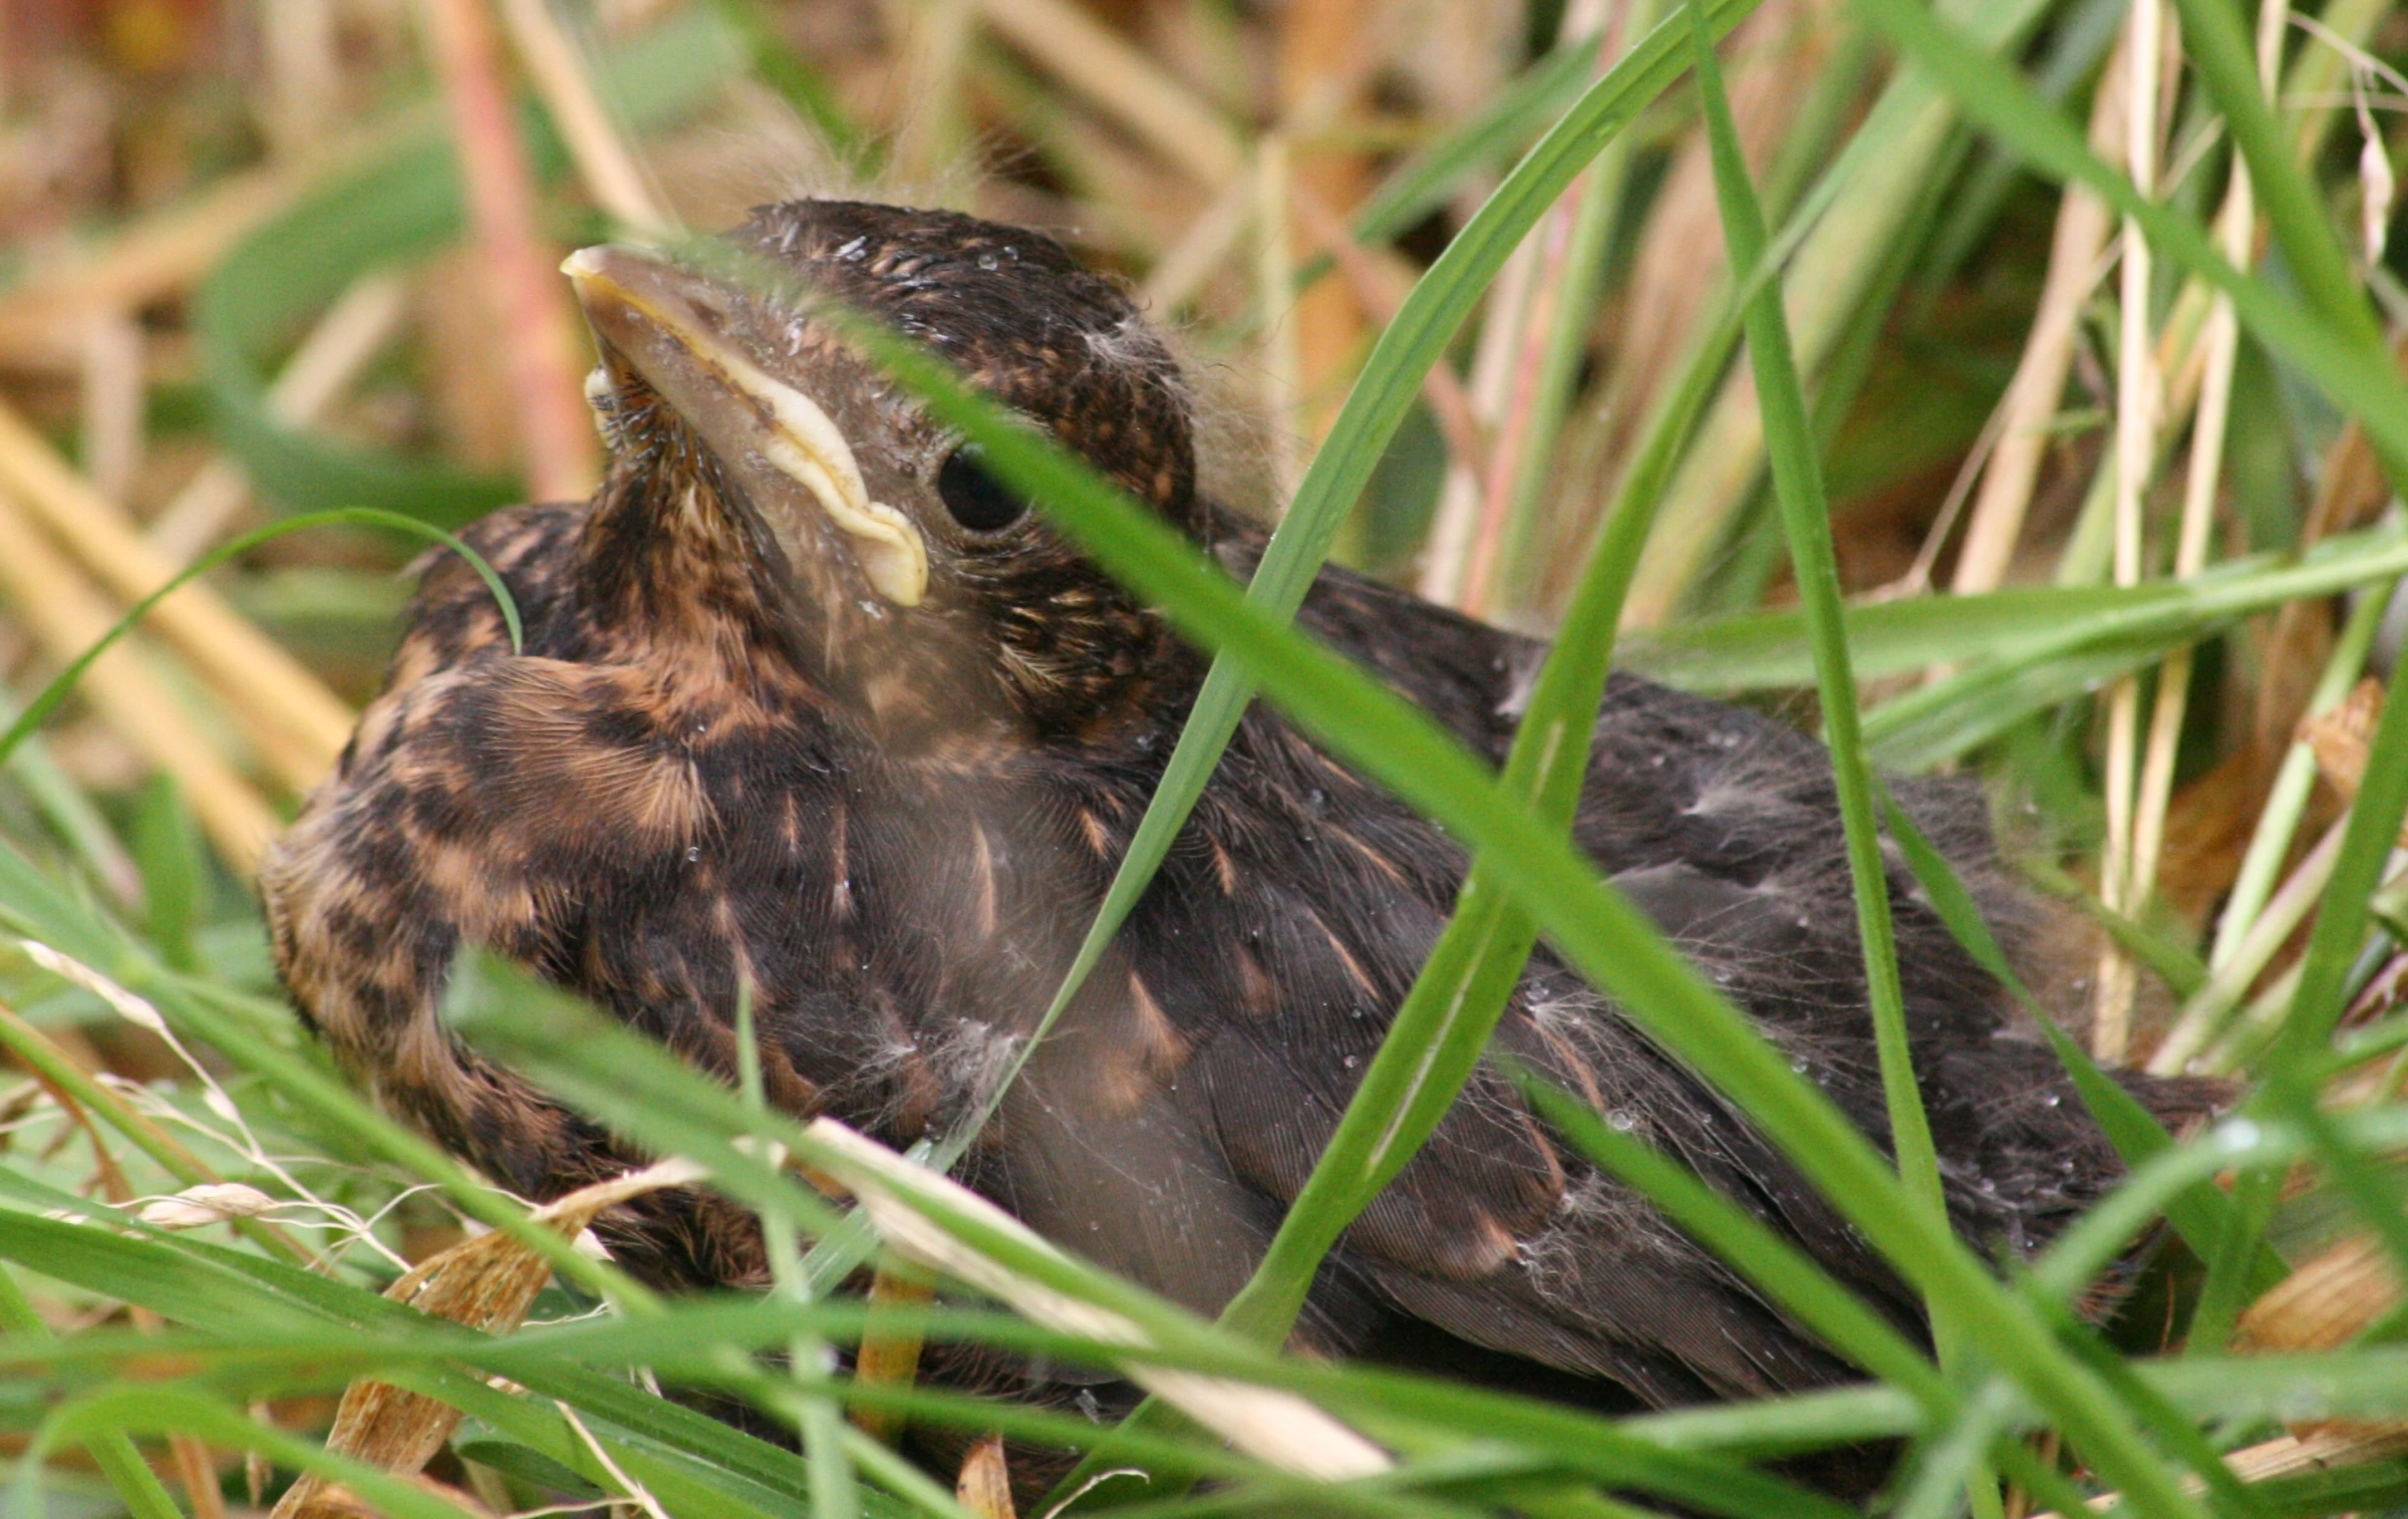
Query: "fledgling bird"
264 199 2211 1473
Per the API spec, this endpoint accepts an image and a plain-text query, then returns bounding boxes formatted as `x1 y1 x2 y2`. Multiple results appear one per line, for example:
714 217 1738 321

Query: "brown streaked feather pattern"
264 199 2222 1492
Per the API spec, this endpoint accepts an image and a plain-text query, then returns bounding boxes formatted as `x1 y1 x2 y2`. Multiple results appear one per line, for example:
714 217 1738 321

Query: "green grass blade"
1045 43 1764 1472
1688 11 1994 1511
1626 525 2408 696
130 776 201 973
0 691 137 905
1210 29 1705 1348
0 1203 844 1515
1686 0 1942 1242
2186 1165 2284 1358
29 1387 481 1519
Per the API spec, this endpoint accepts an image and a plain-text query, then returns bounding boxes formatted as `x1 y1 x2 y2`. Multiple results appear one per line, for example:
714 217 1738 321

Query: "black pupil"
937 447 1030 532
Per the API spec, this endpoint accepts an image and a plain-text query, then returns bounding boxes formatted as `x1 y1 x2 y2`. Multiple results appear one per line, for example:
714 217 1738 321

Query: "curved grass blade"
1207 64 1728 1358
1686 10 1988 1511
1624 523 2408 696
0 507 520 774
1685 0 1938 1236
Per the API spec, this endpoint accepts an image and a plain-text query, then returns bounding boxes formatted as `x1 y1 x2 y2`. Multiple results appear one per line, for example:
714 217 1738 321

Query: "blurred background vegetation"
9 0 2408 1512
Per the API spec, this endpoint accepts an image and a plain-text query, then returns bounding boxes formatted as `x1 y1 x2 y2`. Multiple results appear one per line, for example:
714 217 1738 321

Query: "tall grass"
6 0 2408 1515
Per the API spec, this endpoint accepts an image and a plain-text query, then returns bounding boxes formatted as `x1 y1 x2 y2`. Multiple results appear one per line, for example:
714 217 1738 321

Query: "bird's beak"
561 243 929 608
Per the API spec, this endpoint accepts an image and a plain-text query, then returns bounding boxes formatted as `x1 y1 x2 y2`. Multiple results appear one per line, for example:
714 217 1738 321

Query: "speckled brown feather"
263 200 2221 1480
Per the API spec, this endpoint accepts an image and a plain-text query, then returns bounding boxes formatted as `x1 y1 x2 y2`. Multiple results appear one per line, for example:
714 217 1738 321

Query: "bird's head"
565 199 1202 749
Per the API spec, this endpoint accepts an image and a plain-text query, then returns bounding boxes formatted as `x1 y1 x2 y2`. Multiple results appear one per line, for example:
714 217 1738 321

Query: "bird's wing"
1104 562 2139 1403
1077 693 1876 1403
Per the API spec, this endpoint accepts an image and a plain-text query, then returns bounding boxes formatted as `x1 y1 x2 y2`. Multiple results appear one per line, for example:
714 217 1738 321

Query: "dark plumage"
263 199 2213 1483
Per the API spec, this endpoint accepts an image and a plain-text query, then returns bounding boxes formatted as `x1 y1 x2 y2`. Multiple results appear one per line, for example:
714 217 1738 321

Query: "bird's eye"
936 446 1030 533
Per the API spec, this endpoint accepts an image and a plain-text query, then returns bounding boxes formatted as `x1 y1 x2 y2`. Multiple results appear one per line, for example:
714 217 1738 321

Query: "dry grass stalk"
805 1116 1392 1481
496 0 674 233
2236 1233 2398 1354
168 1429 229 1519
1951 44 2124 596
77 310 145 505
973 0 1244 185
0 489 277 871
2223 1424 2408 1484
1457 207 1574 619
850 1261 937 1442
2031 1424 2408 1516
891 0 979 190
1419 0 1624 613
1419 224 1540 608
957 1433 1019 1519
2092 0 2174 1063
1139 171 1256 314
0 398 354 789
149 272 411 563
1255 136 1309 505
258 0 344 161
269 1157 705 1519
2120 0 2282 1054
419 0 602 504
1598 0 1813 519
